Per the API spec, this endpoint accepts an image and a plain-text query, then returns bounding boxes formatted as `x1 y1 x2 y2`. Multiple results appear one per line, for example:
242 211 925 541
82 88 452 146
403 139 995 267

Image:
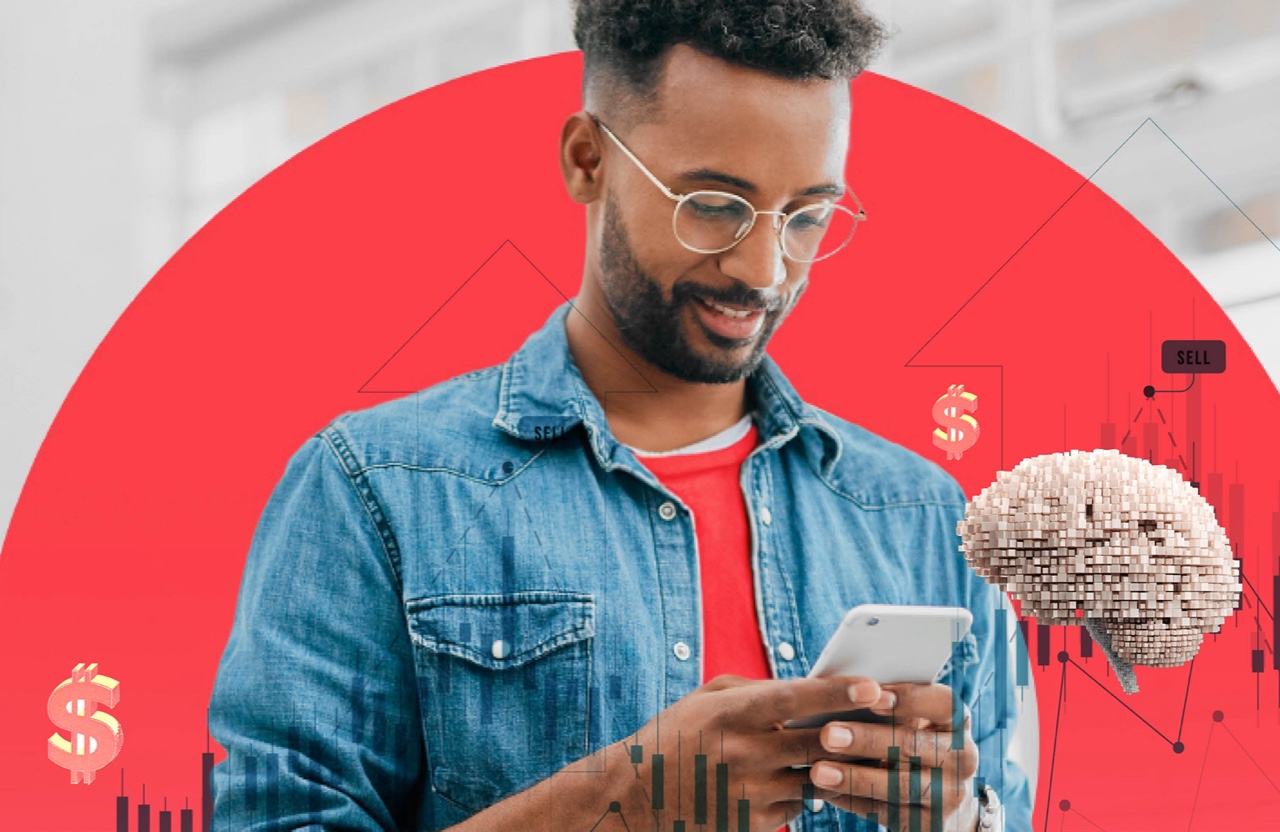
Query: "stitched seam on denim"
744 455 775 678
572 386 613 471
813 471 968 510
408 625 594 668
798 411 844 469
687 503 707 694
771 540 808 676
762 457 812 674
783 425 966 506
405 590 594 610
752 361 845 455
417 636 595 811
347 447 550 483
640 484 673 710
430 781 481 815
582 630 594 759
752 362 799 439
494 348 519 431
405 593 596 667
641 481 695 705
319 426 405 589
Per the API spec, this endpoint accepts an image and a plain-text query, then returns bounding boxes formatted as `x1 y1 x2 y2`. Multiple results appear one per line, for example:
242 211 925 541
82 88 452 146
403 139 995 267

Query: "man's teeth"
707 300 754 319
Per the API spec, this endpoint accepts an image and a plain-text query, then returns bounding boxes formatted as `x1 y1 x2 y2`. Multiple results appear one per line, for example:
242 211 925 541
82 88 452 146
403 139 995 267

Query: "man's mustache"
671 280 784 314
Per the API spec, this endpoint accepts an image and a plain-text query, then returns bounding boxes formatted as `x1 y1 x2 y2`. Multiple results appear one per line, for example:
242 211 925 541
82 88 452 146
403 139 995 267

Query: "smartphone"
785 603 973 729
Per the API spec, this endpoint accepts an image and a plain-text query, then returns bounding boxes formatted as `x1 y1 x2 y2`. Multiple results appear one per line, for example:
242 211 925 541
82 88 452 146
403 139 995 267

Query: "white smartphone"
786 603 973 729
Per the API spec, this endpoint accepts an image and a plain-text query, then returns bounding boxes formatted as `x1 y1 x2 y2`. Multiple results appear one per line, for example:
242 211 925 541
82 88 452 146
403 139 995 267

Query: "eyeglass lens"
674 192 860 262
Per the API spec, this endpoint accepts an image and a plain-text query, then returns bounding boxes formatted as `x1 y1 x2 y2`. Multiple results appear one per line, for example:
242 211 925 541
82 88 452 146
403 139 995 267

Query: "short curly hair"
573 0 888 112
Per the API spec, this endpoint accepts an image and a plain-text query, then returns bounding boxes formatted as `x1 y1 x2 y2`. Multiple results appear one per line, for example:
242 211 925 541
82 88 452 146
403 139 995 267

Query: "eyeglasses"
592 116 865 263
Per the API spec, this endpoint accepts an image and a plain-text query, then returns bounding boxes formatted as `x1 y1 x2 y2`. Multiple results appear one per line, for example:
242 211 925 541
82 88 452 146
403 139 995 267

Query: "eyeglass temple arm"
593 119 682 204
593 116 869 224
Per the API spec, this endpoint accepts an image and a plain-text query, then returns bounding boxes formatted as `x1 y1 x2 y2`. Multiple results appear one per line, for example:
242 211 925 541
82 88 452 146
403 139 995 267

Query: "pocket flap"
406 591 595 671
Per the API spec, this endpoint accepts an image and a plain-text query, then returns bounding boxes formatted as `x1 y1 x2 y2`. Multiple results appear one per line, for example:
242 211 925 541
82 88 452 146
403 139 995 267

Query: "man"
209 1 1032 830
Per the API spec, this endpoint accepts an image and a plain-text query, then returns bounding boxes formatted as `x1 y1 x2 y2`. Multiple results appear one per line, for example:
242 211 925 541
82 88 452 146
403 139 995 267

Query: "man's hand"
806 682 981 832
597 674 894 831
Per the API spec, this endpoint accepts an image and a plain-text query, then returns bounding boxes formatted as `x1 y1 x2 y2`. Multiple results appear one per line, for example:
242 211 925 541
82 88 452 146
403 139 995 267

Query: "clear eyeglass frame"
591 115 866 263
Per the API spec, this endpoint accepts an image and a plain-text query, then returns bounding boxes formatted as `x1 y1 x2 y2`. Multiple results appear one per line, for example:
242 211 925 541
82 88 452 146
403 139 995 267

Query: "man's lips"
690 295 768 341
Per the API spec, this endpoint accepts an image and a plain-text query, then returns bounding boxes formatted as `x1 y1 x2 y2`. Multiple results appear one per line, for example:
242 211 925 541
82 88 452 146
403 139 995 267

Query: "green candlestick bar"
930 766 943 832
1016 620 1030 687
995 608 1009 712
673 822 686 832
716 763 729 832
652 754 664 809
737 798 750 832
630 744 643 765
694 755 708 825
886 746 900 830
951 671 965 751
909 756 922 832
1273 576 1279 670
202 751 214 832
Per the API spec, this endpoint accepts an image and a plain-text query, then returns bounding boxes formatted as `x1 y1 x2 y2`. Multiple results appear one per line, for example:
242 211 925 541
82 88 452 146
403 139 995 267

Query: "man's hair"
573 0 888 114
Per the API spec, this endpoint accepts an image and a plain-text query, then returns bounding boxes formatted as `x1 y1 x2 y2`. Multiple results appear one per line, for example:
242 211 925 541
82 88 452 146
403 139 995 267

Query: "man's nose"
718 214 788 290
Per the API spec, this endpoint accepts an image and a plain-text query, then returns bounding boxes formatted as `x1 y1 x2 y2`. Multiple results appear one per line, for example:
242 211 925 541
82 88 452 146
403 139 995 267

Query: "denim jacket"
209 302 1032 831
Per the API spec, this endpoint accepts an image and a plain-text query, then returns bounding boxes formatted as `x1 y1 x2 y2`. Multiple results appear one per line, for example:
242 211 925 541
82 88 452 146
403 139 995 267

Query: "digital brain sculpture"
957 448 1241 693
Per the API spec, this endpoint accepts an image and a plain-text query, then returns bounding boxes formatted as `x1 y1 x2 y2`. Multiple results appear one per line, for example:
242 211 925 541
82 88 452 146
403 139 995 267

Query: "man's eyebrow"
678 168 846 198
800 183 847 198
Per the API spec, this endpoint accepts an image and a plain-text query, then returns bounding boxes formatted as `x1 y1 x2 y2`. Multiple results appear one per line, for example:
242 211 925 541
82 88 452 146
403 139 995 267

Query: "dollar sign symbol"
932 384 980 460
47 662 123 784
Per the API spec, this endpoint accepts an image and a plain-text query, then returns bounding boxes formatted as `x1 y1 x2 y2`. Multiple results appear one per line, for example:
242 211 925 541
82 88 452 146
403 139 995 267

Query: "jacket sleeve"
829 479 1035 832
952 480 1035 832
208 430 426 830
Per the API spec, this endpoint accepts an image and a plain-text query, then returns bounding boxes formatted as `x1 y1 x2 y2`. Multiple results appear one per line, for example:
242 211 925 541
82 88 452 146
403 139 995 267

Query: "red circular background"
1 52 1278 829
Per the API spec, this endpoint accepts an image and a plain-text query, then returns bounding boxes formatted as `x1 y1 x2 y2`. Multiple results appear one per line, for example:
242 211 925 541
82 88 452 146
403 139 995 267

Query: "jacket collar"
493 302 843 470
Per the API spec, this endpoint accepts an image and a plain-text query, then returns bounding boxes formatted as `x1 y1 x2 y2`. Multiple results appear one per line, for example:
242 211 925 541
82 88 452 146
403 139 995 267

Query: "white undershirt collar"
628 413 755 458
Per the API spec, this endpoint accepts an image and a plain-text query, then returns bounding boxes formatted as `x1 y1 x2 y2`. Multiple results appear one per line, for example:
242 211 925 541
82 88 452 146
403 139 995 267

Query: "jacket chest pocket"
406 591 596 813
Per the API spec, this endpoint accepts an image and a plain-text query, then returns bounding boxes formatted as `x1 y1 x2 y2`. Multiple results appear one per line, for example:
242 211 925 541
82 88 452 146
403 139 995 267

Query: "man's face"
593 45 852 384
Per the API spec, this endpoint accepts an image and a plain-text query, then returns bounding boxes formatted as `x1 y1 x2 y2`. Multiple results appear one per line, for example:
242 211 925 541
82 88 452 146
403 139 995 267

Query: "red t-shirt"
639 423 771 683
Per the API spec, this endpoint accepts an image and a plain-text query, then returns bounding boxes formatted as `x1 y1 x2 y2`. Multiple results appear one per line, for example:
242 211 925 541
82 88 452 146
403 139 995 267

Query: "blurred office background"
10 0 1280 797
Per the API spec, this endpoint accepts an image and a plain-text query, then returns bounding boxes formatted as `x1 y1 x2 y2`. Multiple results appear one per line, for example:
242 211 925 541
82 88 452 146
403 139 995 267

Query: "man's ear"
560 111 605 205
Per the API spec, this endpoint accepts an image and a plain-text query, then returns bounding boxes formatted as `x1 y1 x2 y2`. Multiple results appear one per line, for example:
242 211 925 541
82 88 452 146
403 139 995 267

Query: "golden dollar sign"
47 662 123 784
932 384 980 460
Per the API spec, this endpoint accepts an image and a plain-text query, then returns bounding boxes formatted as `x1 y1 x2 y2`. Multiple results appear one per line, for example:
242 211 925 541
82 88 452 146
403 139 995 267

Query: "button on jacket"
209 302 1032 831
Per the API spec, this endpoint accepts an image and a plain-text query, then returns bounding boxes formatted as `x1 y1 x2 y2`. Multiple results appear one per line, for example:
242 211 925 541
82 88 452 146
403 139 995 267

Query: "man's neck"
564 296 751 454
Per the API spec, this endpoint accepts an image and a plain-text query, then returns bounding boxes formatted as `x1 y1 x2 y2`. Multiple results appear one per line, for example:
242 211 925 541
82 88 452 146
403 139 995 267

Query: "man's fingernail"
811 764 843 788
872 691 897 711
826 725 853 749
849 680 879 703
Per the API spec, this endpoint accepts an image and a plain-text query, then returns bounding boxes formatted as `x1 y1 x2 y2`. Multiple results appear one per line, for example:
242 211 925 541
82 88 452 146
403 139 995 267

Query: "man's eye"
686 198 748 218
789 212 828 230
786 205 836 233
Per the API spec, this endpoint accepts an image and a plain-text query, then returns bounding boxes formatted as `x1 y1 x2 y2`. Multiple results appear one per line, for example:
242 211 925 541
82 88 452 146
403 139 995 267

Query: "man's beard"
597 193 804 384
